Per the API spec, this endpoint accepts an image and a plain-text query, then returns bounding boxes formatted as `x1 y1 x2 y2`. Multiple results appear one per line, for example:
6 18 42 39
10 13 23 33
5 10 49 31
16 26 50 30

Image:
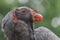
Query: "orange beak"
33 13 43 22
30 9 43 22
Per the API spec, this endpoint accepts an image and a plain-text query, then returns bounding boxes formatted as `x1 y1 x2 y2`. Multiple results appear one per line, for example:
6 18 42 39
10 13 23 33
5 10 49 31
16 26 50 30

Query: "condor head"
13 7 43 22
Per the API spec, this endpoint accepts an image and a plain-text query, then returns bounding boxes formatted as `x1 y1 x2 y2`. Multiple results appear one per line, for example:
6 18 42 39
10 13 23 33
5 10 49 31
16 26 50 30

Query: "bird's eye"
16 8 26 14
21 10 25 13
20 9 26 14
20 11 26 15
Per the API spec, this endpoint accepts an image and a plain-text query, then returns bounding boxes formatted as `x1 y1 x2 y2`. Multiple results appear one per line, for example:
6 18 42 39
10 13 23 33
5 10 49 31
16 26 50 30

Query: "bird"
2 6 59 40
1 6 43 40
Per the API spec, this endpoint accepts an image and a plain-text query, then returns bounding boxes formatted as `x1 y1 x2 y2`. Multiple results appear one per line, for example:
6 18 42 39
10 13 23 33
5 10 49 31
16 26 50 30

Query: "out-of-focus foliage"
0 0 60 40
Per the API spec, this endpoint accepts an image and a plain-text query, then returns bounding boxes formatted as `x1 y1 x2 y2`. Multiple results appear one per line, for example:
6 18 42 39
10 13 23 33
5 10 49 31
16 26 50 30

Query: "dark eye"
20 9 26 14
21 10 26 13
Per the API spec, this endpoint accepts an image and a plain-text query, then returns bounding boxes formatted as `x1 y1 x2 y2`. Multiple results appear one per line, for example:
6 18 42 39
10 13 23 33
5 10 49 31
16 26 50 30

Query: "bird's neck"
26 22 35 40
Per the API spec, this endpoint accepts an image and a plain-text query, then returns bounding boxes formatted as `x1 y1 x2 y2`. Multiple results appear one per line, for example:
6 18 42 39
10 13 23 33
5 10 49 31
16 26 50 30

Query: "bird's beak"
30 9 43 22
33 13 43 22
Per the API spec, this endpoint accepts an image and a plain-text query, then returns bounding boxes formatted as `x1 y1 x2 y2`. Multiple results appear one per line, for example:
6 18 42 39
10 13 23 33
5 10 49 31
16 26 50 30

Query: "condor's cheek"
33 14 43 22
